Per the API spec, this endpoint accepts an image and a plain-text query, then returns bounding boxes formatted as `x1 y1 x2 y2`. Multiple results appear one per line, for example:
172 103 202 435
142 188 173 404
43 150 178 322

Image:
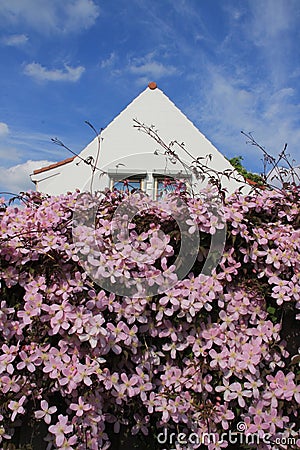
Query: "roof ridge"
33 156 76 175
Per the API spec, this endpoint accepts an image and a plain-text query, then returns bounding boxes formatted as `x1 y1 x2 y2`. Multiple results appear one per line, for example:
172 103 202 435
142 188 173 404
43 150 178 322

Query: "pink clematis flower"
35 400 57 424
8 395 26 421
49 414 73 447
69 396 91 417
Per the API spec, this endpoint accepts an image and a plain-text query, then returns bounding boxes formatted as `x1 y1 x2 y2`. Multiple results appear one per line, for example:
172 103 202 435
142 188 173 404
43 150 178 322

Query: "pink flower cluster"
0 186 299 449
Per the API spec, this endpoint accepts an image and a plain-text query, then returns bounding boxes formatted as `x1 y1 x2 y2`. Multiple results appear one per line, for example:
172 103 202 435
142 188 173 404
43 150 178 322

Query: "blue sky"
0 0 300 194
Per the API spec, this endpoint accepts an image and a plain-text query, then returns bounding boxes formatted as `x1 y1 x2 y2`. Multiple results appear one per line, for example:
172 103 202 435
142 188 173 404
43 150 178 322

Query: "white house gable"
31 83 247 196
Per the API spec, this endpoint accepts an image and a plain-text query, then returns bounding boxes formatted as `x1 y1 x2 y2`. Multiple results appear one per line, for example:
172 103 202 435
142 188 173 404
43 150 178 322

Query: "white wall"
31 87 249 196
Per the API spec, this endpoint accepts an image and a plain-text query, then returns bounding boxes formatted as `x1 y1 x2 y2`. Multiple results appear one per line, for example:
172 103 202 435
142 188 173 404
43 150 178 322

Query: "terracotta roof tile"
246 178 266 190
33 156 76 175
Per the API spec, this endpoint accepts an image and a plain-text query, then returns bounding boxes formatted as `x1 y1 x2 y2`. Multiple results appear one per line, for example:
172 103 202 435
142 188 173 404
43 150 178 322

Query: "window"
113 178 142 192
154 176 187 199
110 174 145 193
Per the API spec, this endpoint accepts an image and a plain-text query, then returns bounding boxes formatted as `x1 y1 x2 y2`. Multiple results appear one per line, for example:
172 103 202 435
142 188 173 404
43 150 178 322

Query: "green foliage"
229 156 264 185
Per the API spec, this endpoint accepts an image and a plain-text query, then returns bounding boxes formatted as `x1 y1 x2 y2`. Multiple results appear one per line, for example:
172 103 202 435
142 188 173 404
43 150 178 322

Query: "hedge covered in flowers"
0 185 299 449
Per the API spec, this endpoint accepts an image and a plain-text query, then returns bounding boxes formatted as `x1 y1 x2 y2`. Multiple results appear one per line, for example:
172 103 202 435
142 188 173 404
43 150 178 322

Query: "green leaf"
267 306 276 315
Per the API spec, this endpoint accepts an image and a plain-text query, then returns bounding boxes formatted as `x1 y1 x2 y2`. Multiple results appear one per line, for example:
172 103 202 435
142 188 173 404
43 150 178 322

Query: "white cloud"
0 122 9 137
248 0 298 45
24 62 85 82
186 66 300 171
180 0 300 171
0 146 20 163
0 127 76 165
100 52 117 69
244 0 300 88
128 53 178 79
0 160 54 193
1 33 28 46
63 0 99 32
99 51 179 85
130 60 177 78
0 0 100 34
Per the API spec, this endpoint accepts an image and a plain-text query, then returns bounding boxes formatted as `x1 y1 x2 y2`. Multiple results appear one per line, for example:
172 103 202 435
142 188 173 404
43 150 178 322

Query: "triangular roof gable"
32 84 247 194
78 85 234 174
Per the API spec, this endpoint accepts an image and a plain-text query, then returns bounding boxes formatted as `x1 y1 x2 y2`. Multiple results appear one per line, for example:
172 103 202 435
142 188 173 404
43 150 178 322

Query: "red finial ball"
148 81 157 90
